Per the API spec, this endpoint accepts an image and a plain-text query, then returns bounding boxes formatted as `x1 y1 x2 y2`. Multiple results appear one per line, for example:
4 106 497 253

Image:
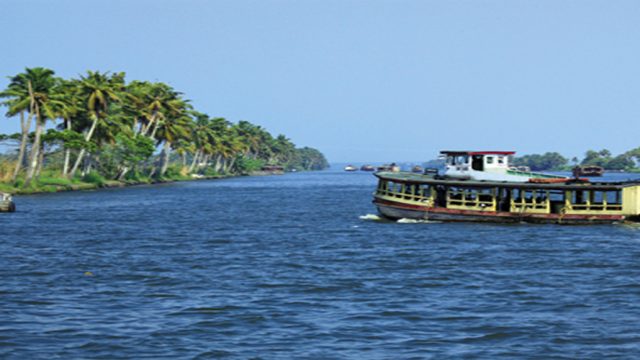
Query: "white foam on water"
396 218 441 224
359 214 382 221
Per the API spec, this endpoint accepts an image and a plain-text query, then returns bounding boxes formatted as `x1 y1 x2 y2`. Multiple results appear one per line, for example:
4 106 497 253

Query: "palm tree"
0 71 36 181
19 68 61 187
188 112 215 172
52 79 83 176
69 71 123 178
154 97 192 177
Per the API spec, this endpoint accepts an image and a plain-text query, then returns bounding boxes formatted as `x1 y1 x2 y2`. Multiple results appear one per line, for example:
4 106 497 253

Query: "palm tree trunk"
35 143 45 178
62 118 71 176
160 141 171 177
150 120 160 139
69 117 99 178
214 155 223 173
117 167 130 181
189 150 200 172
227 157 237 172
12 110 33 182
141 112 157 137
23 115 43 187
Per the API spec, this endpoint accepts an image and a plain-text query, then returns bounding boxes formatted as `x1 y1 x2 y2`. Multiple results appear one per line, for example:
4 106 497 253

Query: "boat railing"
375 185 434 205
446 189 495 211
565 200 622 212
511 197 550 213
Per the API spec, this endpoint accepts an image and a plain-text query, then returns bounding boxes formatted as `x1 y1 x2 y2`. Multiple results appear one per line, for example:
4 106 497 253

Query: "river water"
2 169 640 359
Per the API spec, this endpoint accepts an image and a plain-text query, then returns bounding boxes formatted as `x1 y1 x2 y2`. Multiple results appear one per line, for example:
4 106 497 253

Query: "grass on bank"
0 165 229 195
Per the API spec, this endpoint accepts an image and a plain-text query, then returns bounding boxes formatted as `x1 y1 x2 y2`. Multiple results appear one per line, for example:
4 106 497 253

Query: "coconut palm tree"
51 79 83 176
69 71 124 178
0 71 36 181
19 68 62 187
154 97 192 177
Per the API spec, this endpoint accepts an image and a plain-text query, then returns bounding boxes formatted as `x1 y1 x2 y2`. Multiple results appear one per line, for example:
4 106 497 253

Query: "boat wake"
359 214 440 224
397 218 441 224
359 214 383 221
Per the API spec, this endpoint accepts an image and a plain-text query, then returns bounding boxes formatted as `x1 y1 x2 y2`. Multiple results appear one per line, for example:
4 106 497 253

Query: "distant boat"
411 165 424 173
344 165 358 172
573 165 604 177
0 193 15 212
377 163 400 172
360 165 375 172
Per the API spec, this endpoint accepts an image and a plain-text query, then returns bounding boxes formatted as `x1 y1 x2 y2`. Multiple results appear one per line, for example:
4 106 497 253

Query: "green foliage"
82 171 106 185
235 156 265 173
287 147 330 171
512 152 568 171
580 149 636 170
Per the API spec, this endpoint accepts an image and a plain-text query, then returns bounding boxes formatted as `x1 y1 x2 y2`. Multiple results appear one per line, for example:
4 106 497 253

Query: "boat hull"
374 199 625 225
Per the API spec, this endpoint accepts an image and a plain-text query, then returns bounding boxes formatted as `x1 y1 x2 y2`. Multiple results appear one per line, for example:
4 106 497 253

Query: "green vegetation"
0 67 329 193
513 148 640 171
512 152 568 171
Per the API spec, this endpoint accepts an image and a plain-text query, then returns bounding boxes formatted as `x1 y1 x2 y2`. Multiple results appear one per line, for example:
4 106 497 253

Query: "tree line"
512 148 640 171
0 67 328 188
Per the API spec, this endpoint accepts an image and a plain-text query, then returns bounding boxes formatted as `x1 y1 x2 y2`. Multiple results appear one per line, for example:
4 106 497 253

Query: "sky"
1 0 639 163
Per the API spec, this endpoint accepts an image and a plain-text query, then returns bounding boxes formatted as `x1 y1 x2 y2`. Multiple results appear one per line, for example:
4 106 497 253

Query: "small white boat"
344 165 358 172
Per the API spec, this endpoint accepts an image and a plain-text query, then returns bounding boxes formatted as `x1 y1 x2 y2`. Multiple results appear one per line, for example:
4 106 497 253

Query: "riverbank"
0 173 233 196
0 168 297 196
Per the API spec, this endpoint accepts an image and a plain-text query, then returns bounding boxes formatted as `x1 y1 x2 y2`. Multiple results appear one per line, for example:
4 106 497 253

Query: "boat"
344 165 358 172
573 165 605 177
441 150 567 182
371 151 640 224
411 165 424 173
0 193 15 212
377 163 400 172
360 165 375 172
250 165 285 176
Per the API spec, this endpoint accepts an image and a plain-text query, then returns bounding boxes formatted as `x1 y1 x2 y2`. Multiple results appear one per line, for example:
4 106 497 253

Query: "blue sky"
1 0 639 163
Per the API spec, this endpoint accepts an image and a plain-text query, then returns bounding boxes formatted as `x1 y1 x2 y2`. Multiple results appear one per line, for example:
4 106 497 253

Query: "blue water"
2 169 640 359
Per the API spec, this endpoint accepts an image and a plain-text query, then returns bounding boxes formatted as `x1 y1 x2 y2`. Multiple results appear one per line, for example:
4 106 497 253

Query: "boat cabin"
441 150 563 182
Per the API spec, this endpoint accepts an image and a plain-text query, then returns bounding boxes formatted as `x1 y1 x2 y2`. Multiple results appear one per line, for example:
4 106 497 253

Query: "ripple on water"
2 170 640 358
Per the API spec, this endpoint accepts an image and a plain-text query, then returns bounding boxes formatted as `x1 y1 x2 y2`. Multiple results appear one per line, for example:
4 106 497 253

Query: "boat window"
605 190 622 204
471 155 484 171
548 190 564 202
454 155 468 165
570 190 588 204
486 156 494 164
497 156 504 164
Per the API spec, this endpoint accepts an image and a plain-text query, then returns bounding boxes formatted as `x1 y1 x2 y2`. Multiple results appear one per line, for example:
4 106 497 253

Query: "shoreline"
5 170 295 197
4 174 234 197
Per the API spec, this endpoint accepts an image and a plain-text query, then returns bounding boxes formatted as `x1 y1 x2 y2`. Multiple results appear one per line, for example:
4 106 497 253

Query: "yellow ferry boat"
372 151 640 224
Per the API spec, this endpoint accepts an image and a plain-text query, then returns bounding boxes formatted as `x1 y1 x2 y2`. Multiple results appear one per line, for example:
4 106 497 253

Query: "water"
2 169 640 359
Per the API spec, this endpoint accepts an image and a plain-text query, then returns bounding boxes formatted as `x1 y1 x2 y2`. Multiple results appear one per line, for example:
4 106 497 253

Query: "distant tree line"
0 67 328 188
512 148 640 171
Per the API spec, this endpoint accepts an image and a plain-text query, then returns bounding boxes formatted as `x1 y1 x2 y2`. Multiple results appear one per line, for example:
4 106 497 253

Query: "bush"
202 167 221 177
82 171 106 186
235 156 264 174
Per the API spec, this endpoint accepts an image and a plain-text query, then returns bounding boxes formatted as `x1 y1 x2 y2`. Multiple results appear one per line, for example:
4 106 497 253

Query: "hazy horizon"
2 0 639 163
